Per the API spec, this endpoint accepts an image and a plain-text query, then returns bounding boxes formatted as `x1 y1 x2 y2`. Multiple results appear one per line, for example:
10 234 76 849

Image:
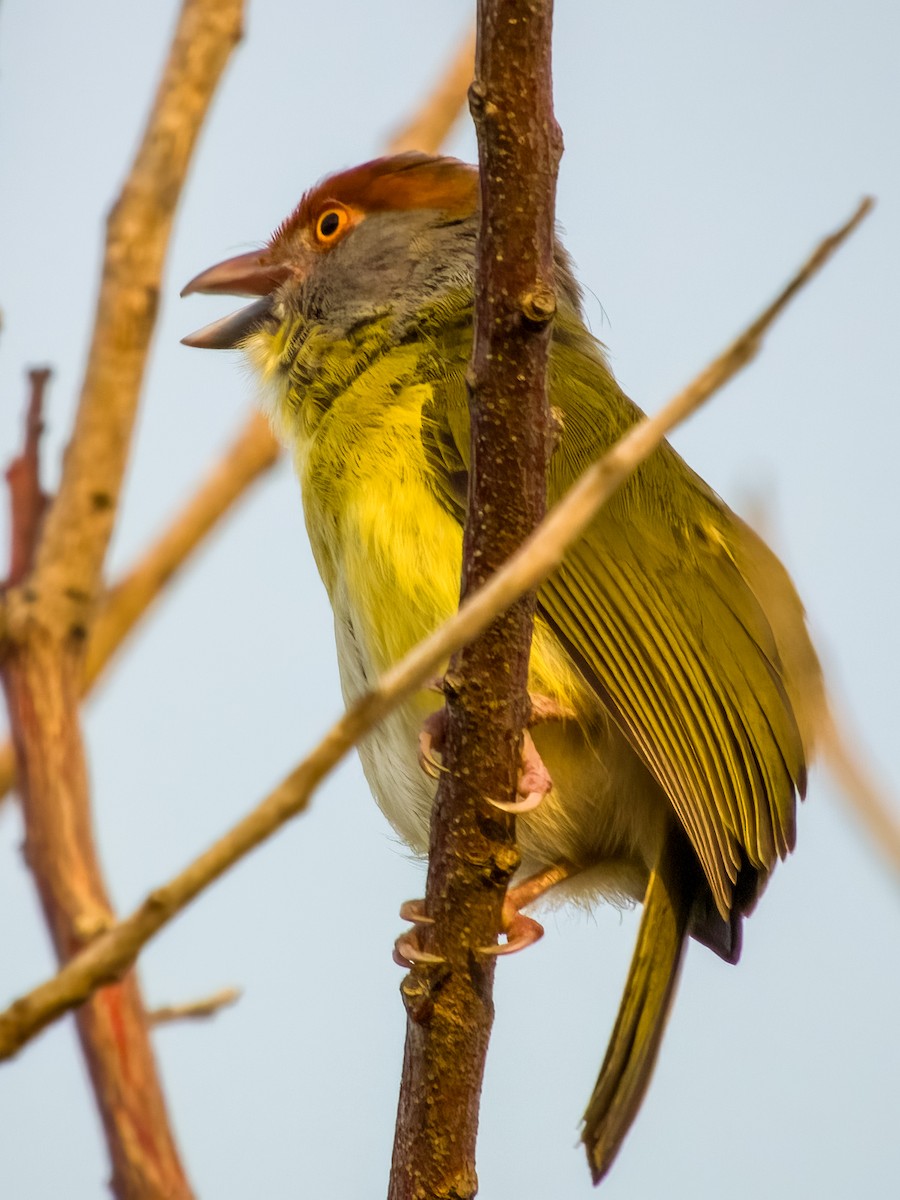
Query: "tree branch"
0 25 478 809
0 3 244 1196
819 704 900 875
148 986 241 1027
389 3 561 1196
22 2 240 635
5 368 51 588
0 190 867 1069
735 490 900 877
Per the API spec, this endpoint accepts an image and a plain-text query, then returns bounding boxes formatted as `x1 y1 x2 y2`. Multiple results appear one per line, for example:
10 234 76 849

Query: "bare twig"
23 4 241 635
738 489 900 878
0 3 244 1197
389 2 561 1196
820 705 900 875
0 195 869 1064
149 986 241 1027
5 369 50 587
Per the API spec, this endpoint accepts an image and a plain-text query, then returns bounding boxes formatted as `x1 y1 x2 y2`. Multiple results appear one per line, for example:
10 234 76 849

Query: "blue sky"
1 2 898 1196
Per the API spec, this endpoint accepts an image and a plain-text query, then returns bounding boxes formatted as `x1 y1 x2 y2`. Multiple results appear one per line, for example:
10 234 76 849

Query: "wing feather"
418 300 814 915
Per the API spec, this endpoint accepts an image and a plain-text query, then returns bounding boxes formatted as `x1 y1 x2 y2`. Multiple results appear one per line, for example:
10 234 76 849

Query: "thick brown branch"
0 3 244 1197
0 198 869 1066
1 636 193 1200
5 368 51 587
390 4 561 1198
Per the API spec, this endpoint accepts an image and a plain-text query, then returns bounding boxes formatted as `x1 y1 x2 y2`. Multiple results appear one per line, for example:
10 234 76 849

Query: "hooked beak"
180 249 291 349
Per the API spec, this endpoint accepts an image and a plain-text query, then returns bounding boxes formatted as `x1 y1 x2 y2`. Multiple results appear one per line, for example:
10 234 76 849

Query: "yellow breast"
252 332 652 885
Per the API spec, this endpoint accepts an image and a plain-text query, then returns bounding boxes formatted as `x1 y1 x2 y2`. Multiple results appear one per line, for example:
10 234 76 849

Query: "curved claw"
417 729 448 779
394 898 443 967
393 930 445 968
487 790 546 815
477 910 545 957
398 898 434 925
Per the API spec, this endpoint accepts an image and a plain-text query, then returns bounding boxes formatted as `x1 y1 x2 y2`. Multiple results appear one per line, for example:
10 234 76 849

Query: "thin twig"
820 704 900 875
0 195 869 1064
149 986 241 1027
0 411 278 805
5 369 51 587
736 489 900 879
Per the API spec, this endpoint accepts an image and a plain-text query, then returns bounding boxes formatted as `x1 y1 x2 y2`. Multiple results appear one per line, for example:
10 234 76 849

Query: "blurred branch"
149 986 241 1027
25 4 240 630
820 705 900 876
740 486 900 879
5 369 51 587
389 1 561 1196
0 2 244 1197
0 25 478 809
0 193 869 1063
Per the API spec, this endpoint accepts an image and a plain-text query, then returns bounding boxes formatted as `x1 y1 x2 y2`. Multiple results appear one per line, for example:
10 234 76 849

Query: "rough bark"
388 3 562 1198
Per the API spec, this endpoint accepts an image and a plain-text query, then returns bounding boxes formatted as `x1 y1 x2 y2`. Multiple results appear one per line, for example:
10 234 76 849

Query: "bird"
181 152 823 1184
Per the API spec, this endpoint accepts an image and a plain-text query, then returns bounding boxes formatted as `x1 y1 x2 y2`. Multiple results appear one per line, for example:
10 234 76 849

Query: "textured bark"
2 638 190 1200
389 4 562 1198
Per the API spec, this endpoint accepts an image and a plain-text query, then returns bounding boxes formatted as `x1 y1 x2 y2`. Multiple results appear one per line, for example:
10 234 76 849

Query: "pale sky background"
1 2 899 1197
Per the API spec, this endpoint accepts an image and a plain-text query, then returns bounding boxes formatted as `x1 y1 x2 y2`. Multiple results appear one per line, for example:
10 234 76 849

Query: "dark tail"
581 836 693 1185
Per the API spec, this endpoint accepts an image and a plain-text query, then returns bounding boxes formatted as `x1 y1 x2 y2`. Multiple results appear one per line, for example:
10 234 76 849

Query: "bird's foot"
394 895 543 964
478 860 575 956
486 729 553 814
418 708 449 780
393 899 445 967
477 900 546 956
527 691 577 725
485 691 574 812
418 688 569 811
396 862 576 965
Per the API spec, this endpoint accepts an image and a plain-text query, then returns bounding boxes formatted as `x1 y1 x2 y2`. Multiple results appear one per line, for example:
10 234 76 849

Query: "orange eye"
314 206 350 244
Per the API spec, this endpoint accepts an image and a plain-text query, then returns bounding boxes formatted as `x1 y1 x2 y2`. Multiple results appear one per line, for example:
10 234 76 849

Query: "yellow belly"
291 389 666 902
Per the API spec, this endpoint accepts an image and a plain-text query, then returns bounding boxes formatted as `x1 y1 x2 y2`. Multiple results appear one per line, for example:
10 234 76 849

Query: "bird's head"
181 153 484 354
182 153 583 358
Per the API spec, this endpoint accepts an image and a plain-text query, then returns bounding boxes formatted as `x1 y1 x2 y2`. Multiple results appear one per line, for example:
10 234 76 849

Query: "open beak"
181 249 290 349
